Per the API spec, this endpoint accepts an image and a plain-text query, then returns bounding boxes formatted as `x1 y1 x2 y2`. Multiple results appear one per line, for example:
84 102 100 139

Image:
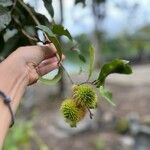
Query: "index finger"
42 43 57 59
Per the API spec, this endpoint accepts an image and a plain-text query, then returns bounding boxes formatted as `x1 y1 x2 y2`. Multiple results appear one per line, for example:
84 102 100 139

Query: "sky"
24 0 150 37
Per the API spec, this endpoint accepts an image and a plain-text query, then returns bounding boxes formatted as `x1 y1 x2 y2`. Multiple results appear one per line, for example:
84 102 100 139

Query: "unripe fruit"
60 99 86 127
73 84 97 109
89 99 97 109
78 105 86 120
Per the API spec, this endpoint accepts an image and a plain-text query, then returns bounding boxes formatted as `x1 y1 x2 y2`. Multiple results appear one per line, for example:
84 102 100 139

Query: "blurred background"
1 0 150 150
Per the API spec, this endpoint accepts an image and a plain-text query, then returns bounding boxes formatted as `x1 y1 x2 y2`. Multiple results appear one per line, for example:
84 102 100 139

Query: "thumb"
15 44 57 66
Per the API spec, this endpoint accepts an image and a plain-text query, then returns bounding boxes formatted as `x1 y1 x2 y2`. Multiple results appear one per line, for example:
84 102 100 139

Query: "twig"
17 0 69 81
11 0 17 13
17 0 51 44
60 64 74 85
92 80 98 85
79 81 94 85
18 0 40 25
12 16 39 43
21 29 38 42
21 30 49 44
87 107 93 119
70 43 79 51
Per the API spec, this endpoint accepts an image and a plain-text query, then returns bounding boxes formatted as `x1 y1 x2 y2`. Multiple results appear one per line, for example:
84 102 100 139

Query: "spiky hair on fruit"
60 98 86 127
73 84 97 109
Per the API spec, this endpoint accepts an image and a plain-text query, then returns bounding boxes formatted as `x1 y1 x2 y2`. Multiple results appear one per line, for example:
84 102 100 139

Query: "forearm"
0 54 28 149
0 44 59 149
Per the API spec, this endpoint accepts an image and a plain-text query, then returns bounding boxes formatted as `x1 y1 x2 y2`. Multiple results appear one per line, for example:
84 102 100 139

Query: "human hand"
0 43 65 145
7 43 64 85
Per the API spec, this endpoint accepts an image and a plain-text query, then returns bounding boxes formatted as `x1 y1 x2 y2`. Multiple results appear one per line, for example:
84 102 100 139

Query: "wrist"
0 53 29 95
0 54 29 148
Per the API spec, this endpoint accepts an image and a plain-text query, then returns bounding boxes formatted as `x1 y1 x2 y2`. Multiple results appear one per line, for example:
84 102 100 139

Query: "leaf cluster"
0 0 51 57
39 23 132 106
0 0 133 108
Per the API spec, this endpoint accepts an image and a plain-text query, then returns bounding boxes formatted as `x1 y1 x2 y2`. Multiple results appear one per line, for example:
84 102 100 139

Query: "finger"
36 61 59 76
37 44 65 61
38 54 65 68
38 56 58 68
17 44 65 67
43 44 57 59
16 43 57 66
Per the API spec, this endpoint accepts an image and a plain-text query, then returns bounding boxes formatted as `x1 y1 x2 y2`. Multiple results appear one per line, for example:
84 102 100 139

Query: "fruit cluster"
60 84 97 127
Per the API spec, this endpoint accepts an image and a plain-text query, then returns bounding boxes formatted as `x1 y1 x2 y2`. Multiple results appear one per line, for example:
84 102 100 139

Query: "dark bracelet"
0 91 15 128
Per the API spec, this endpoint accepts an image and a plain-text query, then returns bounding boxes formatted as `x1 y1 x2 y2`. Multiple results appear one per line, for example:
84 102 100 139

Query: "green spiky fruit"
78 105 86 120
60 99 86 127
73 84 97 109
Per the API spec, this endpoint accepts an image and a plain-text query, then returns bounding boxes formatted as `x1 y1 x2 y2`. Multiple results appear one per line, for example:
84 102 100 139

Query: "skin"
0 44 64 149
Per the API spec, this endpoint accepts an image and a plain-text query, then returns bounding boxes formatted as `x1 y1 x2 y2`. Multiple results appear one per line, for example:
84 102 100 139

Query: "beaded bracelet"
0 90 14 128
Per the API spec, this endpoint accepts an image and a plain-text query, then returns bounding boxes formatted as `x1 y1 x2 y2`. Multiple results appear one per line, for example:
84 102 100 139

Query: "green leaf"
75 0 86 6
37 25 55 37
40 144 49 150
99 86 116 106
73 47 86 63
37 25 62 60
42 0 54 18
51 24 73 41
95 59 132 87
36 13 51 27
0 5 11 32
0 0 13 7
0 33 20 57
95 0 106 3
78 54 86 63
88 45 95 80
39 68 63 85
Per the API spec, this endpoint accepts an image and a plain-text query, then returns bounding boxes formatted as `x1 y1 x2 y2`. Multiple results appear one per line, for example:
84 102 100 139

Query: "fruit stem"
60 64 74 85
87 107 93 119
79 81 94 86
11 0 17 13
18 0 40 25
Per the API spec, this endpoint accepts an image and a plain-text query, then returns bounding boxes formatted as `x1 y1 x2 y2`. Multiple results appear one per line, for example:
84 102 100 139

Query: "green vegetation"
3 121 33 150
3 121 49 150
93 138 107 150
115 118 129 134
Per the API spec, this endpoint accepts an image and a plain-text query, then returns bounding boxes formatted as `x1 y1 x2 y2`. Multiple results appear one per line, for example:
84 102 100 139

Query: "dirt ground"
18 64 150 150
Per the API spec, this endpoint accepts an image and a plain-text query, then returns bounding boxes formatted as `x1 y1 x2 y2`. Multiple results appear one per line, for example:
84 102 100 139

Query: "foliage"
37 25 63 60
3 121 49 150
101 32 150 61
3 122 33 150
94 59 132 87
0 5 11 32
0 0 50 57
0 0 132 128
88 45 95 80
101 37 134 59
99 86 114 106
93 138 107 150
27 20 132 126
39 67 63 85
75 0 86 6
51 24 73 41
42 0 54 18
38 23 132 126
115 118 129 134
